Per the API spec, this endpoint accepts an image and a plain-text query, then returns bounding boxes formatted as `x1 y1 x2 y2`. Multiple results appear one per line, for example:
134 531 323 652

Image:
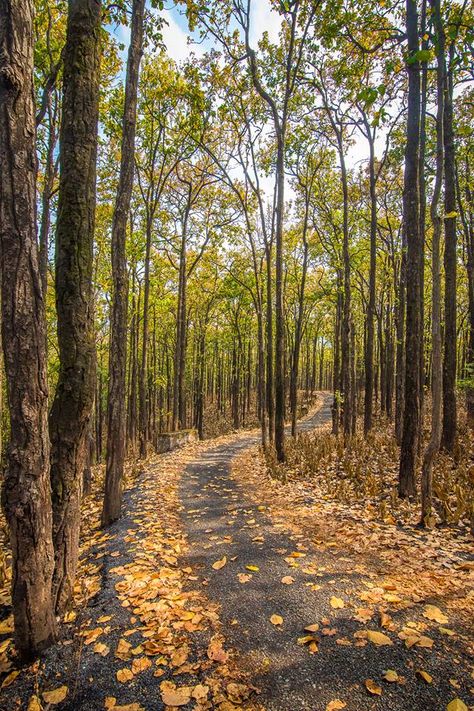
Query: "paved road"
180 394 473 711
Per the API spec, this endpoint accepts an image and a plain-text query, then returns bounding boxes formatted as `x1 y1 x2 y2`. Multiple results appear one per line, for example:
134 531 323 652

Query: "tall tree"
0 0 56 659
102 0 145 527
441 42 457 451
49 0 101 613
398 0 422 498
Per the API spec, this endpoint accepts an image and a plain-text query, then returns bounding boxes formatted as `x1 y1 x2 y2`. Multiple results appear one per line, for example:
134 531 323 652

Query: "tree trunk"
399 0 422 498
274 134 286 460
441 48 457 451
49 0 100 614
0 0 56 660
364 130 377 434
102 0 144 526
421 0 444 524
139 218 151 456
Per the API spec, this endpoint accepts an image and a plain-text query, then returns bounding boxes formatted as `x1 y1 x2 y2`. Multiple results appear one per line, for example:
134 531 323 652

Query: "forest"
0 0 473 709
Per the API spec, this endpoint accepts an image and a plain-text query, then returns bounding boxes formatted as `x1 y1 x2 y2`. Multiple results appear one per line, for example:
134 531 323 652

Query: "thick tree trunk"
102 0 145 526
49 0 100 614
399 0 422 498
0 0 56 660
441 51 457 451
38 99 58 297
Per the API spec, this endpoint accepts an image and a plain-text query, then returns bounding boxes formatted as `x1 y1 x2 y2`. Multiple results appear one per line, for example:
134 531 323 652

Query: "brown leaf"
365 679 382 696
42 686 68 704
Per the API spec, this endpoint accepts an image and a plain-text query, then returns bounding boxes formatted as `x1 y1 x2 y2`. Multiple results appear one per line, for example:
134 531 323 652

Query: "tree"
49 0 101 613
398 0 422 499
0 0 56 659
102 0 145 527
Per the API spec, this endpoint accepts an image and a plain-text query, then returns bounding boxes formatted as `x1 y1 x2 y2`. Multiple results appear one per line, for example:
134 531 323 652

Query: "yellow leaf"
160 683 191 707
27 695 42 711
2 670 20 688
367 630 392 646
417 635 434 648
270 614 283 626
326 701 347 711
105 698 116 710
330 596 344 609
246 565 259 572
447 700 468 711
383 670 399 682
423 605 448 624
417 670 433 684
281 576 294 584
42 686 68 704
131 657 152 674
192 684 209 700
0 616 14 635
93 642 110 657
297 635 317 645
212 556 227 570
97 615 112 623
365 679 382 696
116 668 134 683
444 211 457 219
63 611 76 623
304 624 319 632
237 573 252 583
289 551 306 558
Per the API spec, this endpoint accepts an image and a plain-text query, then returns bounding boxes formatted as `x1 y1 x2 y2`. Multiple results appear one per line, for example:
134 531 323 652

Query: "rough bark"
421 0 444 524
364 128 377 434
49 0 101 614
102 0 145 526
399 0 422 498
441 48 457 451
0 0 56 659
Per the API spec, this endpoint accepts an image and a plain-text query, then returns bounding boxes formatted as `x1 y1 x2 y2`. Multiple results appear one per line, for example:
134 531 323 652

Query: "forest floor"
0 394 473 711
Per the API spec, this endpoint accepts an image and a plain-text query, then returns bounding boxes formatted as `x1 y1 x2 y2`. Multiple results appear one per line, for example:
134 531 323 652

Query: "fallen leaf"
447 700 468 711
27 695 42 711
212 556 227 570
423 605 448 624
367 630 392 646
93 642 110 657
43 686 68 704
192 684 209 700
131 657 152 674
281 576 295 585
246 565 259 572
304 624 319 632
207 637 228 663
116 668 134 683
237 573 252 583
160 682 191 707
1 670 19 688
365 679 382 696
330 596 345 609
417 670 433 684
326 701 347 711
270 614 283 626
383 670 399 682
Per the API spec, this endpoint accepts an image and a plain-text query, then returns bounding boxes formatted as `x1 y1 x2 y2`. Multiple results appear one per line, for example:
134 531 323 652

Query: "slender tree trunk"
364 131 377 434
139 218 151 456
399 0 422 498
274 133 286 460
49 0 100 614
421 0 444 524
441 47 457 451
102 0 144 526
291 202 309 437
265 242 275 442
0 0 56 659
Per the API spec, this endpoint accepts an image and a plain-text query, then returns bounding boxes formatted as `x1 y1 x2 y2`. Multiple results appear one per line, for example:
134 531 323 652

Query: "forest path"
180 394 473 711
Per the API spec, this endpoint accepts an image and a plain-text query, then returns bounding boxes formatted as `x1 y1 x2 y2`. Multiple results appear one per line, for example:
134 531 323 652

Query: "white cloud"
160 8 199 64
249 0 282 48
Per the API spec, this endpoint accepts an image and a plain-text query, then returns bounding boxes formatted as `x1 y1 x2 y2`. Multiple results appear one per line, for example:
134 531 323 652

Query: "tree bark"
364 129 377 434
102 0 145 526
421 0 444 524
49 0 101 614
399 0 422 498
441 47 457 451
0 0 56 660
